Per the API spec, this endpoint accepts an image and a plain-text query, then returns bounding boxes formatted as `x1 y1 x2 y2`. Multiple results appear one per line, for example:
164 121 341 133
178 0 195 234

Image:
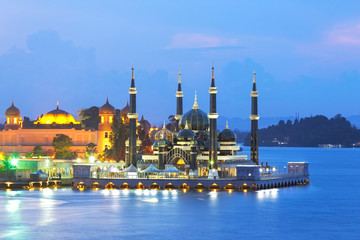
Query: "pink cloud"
166 33 238 49
327 23 360 46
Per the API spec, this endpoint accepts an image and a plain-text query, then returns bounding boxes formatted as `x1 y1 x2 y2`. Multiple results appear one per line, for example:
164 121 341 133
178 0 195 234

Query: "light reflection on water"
0 147 360 239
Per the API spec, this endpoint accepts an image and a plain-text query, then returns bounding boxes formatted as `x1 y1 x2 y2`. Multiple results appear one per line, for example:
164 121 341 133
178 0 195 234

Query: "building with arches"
0 99 117 157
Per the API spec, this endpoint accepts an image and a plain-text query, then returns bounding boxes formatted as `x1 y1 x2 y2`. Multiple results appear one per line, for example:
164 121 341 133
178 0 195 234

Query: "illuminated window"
105 132 109 138
101 116 104 123
109 116 113 123
7 118 10 124
14 118 17 124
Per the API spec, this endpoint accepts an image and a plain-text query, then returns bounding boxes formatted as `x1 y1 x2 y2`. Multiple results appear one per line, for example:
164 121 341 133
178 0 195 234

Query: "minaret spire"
126 65 138 167
208 65 219 178
192 91 199 110
57 101 59 110
250 69 260 165
131 65 135 88
175 72 184 131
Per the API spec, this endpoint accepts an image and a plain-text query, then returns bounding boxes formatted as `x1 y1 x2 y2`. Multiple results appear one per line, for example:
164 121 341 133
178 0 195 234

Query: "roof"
140 164 161 173
5 101 21 117
123 164 138 172
35 103 80 125
99 97 115 114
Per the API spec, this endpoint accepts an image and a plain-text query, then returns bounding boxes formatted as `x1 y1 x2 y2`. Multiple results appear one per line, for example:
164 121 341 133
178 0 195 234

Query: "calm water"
1 147 360 240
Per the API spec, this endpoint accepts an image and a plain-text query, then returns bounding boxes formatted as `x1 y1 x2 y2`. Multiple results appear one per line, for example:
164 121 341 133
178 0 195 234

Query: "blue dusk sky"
0 1 359 124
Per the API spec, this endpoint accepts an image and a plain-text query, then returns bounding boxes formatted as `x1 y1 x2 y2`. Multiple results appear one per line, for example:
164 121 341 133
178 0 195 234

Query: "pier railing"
260 172 307 180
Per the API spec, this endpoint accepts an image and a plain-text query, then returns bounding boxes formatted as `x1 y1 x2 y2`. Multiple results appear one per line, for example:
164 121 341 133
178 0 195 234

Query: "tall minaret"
127 66 138 167
250 69 260 165
208 65 219 178
175 72 183 132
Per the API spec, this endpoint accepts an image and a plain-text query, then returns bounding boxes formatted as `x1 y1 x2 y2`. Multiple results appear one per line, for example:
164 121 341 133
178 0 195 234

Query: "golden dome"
35 103 80 125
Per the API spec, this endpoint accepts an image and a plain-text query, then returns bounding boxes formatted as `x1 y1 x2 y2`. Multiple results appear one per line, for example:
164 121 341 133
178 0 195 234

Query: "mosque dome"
5 101 21 117
177 122 196 141
36 103 80 125
179 92 209 132
152 138 172 151
218 121 237 142
121 101 130 116
155 121 173 142
99 98 115 114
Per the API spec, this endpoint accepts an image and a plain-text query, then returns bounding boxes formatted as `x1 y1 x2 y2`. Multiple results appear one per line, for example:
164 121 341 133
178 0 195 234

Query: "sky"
0 1 359 125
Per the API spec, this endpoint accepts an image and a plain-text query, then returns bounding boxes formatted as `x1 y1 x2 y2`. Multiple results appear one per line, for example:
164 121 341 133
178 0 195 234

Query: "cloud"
326 23 360 46
166 33 239 49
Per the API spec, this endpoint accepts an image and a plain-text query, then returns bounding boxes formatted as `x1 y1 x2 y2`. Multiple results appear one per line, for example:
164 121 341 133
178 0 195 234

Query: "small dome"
179 92 209 132
218 121 237 142
99 97 115 114
155 121 173 142
152 138 172 151
121 101 130 117
201 139 221 151
5 101 20 118
177 121 196 141
137 138 142 146
35 103 80 125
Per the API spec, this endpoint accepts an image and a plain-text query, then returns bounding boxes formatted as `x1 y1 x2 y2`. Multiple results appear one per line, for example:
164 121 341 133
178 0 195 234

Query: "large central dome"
179 93 209 132
35 103 80 125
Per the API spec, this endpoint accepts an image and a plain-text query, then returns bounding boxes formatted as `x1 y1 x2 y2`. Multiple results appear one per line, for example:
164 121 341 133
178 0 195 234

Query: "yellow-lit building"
0 99 117 157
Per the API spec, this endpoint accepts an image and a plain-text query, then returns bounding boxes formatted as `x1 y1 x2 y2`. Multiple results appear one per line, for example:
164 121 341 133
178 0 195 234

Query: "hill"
244 114 360 147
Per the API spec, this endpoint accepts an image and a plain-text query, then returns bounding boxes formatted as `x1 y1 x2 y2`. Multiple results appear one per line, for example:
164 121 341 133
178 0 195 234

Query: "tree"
25 152 33 158
86 143 97 159
33 146 44 158
52 134 75 159
105 115 129 161
166 115 177 131
78 106 100 130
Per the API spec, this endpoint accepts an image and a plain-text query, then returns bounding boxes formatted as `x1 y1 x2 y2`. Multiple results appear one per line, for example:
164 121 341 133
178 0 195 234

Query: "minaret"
175 72 183 132
126 66 138 167
250 69 260 165
208 65 219 178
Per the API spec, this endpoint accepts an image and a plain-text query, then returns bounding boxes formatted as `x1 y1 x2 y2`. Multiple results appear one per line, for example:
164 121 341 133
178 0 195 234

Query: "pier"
72 162 309 191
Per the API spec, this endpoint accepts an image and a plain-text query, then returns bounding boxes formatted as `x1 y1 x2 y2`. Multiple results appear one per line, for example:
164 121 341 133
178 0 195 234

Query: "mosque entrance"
165 147 190 172
170 157 186 171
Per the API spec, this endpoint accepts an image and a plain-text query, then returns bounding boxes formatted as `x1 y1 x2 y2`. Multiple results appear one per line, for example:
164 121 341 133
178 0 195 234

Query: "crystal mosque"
0 66 256 179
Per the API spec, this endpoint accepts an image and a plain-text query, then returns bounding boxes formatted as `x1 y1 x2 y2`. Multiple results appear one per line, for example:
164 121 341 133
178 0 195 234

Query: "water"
1 147 360 240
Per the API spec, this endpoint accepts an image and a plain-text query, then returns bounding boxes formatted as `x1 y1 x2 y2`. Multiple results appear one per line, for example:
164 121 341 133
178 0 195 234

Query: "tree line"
244 114 360 147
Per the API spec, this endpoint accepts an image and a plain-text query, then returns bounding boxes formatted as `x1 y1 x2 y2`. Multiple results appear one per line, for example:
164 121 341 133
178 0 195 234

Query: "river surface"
1 147 359 240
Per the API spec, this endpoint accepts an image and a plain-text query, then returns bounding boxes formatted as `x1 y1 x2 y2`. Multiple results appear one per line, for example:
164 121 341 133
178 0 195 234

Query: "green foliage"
25 152 33 158
166 115 177 131
85 143 97 159
107 116 128 161
139 116 153 154
52 134 75 159
1 155 15 170
244 114 360 147
78 106 100 130
32 146 43 158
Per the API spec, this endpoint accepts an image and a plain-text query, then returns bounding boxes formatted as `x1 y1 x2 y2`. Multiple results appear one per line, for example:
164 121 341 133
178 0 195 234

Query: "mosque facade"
129 67 257 178
0 99 120 157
